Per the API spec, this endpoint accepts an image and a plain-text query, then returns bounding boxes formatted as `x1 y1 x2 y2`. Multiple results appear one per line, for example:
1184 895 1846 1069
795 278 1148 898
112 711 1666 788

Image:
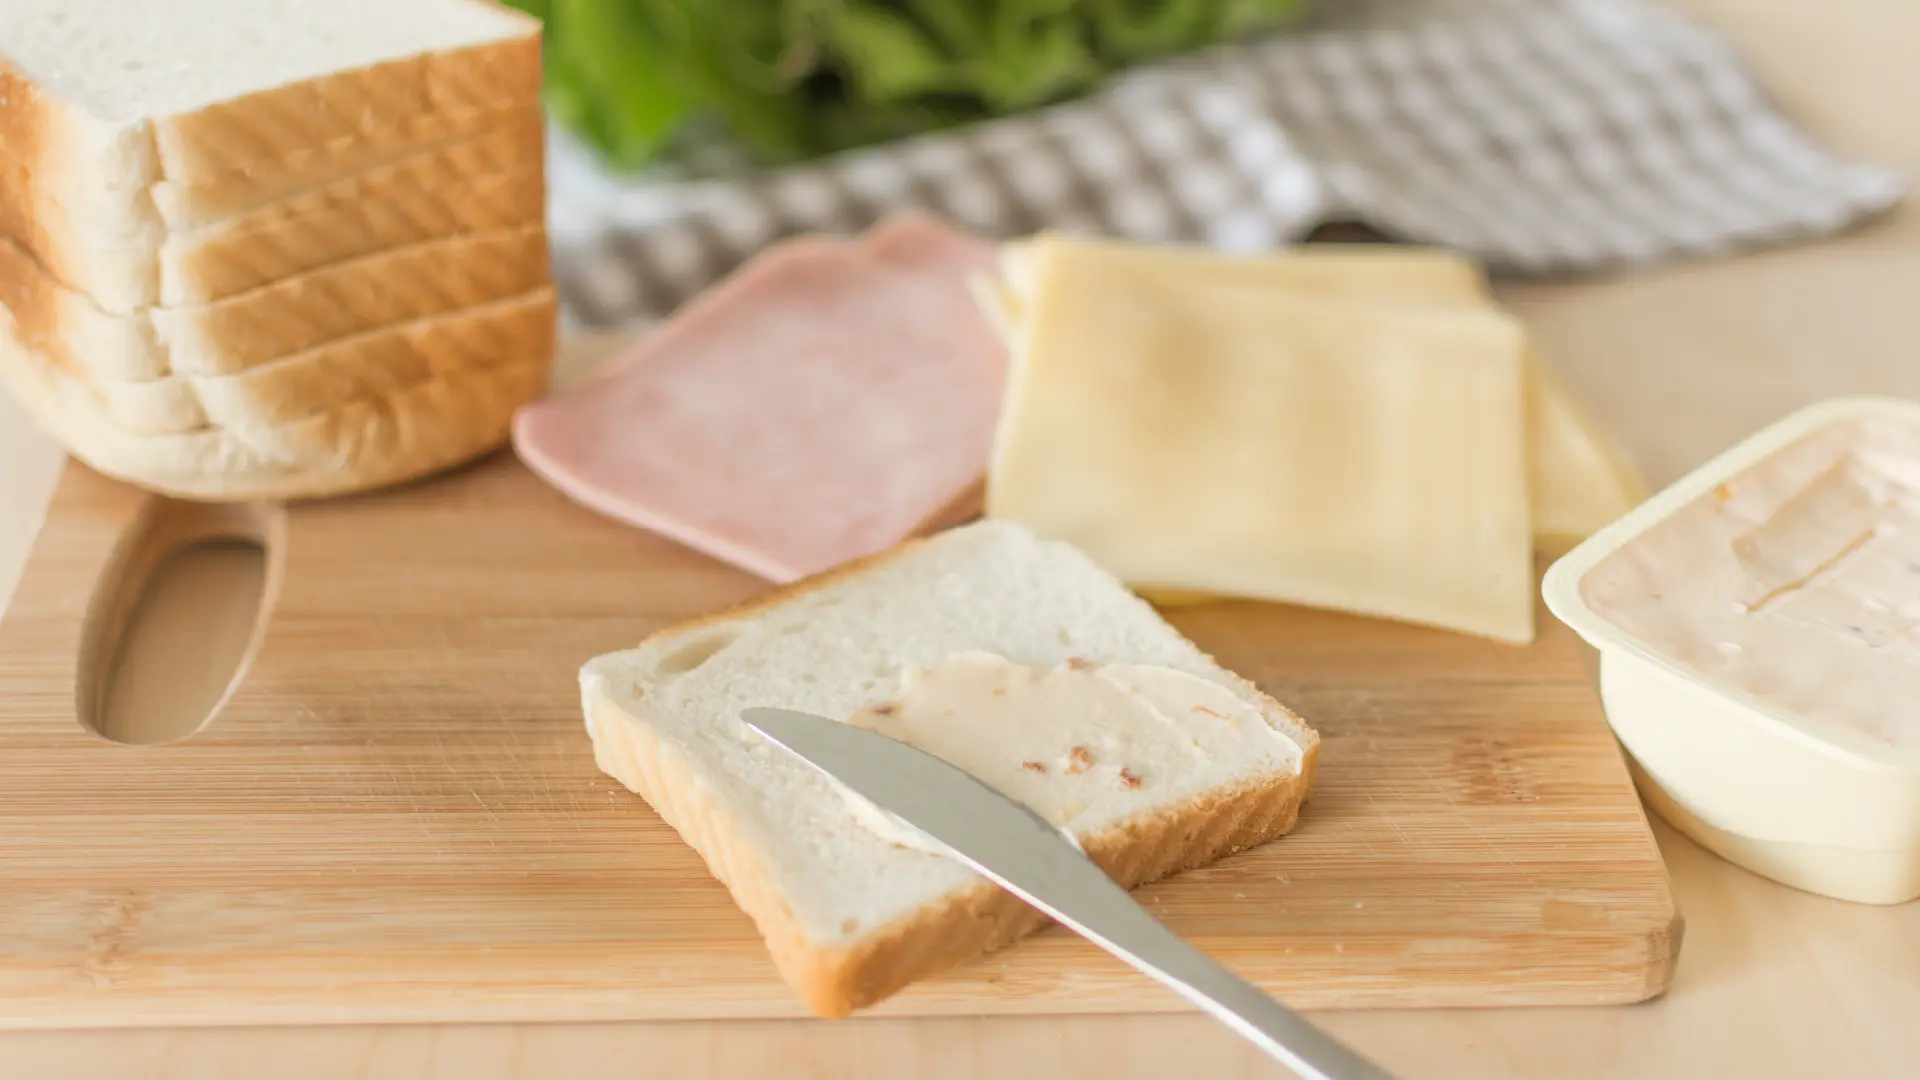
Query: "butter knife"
743 706 1400 1080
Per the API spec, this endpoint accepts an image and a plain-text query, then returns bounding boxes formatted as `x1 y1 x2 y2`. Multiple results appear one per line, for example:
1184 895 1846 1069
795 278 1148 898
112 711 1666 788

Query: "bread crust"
151 103 546 228
151 30 542 179
583 537 1321 1017
0 224 550 383
0 15 544 311
1 321 551 501
53 288 557 436
0 15 539 188
6 166 545 313
1 108 547 263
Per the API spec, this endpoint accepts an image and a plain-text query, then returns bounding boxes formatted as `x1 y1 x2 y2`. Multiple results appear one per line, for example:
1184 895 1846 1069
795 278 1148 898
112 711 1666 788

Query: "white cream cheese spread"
839 650 1304 852
1581 415 1920 751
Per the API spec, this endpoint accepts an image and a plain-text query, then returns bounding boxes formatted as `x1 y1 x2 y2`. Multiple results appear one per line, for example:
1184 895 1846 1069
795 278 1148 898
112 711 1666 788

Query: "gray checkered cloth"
546 0 1903 329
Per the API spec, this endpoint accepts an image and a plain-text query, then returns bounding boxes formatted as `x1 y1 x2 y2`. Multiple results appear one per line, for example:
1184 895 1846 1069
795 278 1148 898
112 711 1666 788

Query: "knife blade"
743 705 1400 1080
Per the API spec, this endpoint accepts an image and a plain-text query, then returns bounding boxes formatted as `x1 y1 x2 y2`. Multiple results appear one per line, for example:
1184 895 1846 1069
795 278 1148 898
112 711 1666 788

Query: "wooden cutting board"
0 454 1680 1030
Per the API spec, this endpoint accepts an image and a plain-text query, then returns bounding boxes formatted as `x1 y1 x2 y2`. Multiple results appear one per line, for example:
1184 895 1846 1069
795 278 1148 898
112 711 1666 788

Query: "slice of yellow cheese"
990 236 1646 550
1525 356 1647 546
987 237 1536 644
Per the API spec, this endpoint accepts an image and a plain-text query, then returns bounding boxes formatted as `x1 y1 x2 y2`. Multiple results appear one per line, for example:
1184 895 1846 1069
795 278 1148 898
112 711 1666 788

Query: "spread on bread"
512 214 1003 583
581 519 1319 1016
841 651 1304 851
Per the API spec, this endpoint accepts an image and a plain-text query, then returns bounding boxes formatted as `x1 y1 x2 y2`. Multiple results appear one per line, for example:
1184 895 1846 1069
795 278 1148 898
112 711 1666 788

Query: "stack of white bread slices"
0 0 555 500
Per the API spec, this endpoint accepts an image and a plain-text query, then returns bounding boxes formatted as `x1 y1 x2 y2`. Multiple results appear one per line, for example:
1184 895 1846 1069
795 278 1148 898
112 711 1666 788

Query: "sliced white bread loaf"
0 307 550 500
12 166 544 312
39 288 555 435
582 520 1320 1016
0 0 539 188
161 107 545 233
4 108 546 253
0 225 550 382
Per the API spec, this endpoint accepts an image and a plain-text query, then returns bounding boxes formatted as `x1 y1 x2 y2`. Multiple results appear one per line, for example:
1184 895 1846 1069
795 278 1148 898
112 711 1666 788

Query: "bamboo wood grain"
0 448 1677 1029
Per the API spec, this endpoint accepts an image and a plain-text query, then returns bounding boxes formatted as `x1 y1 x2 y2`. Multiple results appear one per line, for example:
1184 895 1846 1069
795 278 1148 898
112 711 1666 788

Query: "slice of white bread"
581 520 1320 1016
12 166 545 312
0 308 550 500
0 0 539 189
156 107 545 232
0 224 550 382
4 107 546 255
49 288 556 436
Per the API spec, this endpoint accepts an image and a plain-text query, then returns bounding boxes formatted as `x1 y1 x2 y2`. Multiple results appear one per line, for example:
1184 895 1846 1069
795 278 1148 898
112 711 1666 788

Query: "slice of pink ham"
512 214 1004 583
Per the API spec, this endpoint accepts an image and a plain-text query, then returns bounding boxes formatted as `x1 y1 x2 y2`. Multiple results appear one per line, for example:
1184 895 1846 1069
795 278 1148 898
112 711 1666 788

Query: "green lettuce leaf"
504 0 1308 168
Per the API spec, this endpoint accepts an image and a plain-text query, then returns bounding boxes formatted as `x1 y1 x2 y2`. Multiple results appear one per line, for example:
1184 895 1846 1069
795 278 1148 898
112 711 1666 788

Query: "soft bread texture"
0 310 550 500
0 224 550 382
49 288 556 435
0 0 538 186
581 520 1319 1016
12 166 545 312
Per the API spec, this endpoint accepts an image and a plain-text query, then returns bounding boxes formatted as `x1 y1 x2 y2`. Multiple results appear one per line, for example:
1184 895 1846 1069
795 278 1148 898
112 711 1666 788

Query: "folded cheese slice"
989 237 1645 547
988 237 1535 643
512 215 1002 583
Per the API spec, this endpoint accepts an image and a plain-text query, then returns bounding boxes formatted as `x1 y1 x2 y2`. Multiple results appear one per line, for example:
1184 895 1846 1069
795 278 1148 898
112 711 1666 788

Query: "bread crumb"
1119 767 1143 789
1065 746 1094 774
1021 760 1047 773
871 702 899 716
841 917 860 934
1066 657 1095 671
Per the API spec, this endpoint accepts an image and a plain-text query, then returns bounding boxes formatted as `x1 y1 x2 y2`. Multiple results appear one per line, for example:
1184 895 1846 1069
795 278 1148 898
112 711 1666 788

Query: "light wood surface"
2 0 1918 1074
0 451 1675 1027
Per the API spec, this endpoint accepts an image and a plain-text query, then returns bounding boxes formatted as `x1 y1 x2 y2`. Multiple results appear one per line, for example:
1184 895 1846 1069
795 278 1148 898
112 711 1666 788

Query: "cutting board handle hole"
77 501 278 746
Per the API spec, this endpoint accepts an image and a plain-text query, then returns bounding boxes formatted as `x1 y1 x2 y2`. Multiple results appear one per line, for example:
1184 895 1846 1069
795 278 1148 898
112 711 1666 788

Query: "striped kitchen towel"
546 0 1903 328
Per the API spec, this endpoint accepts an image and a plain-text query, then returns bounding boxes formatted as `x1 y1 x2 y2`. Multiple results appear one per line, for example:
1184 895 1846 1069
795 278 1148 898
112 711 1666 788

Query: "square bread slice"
986 236 1534 643
0 224 550 382
0 303 549 500
581 520 1320 1016
49 288 556 436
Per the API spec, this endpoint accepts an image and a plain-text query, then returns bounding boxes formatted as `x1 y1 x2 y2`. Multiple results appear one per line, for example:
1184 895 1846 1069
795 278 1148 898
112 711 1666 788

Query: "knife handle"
1023 869 1400 1080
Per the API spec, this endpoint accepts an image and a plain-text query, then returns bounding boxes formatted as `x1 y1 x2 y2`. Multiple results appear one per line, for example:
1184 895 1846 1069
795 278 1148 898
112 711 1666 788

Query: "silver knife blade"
743 706 1400 1080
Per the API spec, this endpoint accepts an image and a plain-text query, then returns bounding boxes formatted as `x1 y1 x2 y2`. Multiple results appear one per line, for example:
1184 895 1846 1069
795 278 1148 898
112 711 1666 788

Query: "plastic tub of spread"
1544 397 1920 904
